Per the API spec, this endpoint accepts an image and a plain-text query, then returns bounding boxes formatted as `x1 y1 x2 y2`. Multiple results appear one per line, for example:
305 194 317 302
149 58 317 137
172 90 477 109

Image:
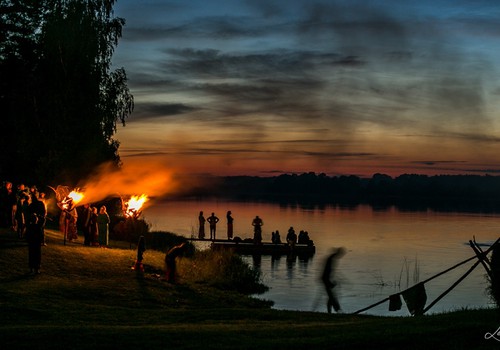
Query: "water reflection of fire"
123 194 148 219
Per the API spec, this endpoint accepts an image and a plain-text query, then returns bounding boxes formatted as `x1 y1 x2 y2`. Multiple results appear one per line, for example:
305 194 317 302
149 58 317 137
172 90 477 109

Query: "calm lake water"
142 198 499 316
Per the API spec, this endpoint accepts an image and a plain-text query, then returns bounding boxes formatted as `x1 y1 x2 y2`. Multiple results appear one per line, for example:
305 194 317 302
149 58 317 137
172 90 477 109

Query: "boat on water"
210 240 316 256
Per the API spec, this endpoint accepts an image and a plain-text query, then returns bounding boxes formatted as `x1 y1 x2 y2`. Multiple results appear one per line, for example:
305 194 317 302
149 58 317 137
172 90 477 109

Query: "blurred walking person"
321 247 346 314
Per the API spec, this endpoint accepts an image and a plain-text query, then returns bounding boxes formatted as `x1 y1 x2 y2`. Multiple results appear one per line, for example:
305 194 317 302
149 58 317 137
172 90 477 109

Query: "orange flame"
68 190 84 205
124 194 148 218
60 189 85 210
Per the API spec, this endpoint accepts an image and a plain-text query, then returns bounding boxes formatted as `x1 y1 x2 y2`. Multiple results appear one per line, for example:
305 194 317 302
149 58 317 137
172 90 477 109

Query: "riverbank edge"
0 227 499 349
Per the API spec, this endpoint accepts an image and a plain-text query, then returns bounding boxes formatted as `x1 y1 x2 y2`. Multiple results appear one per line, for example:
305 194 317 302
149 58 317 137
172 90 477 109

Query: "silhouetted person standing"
286 226 297 248
82 203 92 246
252 215 263 244
97 206 110 247
207 212 219 240
89 207 98 246
26 195 46 274
226 211 234 240
272 230 281 244
198 211 205 239
321 247 346 314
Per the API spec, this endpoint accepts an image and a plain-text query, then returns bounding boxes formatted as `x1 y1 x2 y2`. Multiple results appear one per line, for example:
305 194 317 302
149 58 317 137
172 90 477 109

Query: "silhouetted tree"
0 0 133 185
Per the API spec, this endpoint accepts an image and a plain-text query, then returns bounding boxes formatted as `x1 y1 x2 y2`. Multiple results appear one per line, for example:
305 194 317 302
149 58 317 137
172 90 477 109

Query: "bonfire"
51 186 85 245
119 194 149 249
122 194 148 219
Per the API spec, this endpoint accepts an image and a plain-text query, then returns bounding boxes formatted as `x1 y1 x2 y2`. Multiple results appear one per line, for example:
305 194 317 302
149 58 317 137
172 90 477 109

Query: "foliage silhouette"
180 173 500 213
0 0 133 185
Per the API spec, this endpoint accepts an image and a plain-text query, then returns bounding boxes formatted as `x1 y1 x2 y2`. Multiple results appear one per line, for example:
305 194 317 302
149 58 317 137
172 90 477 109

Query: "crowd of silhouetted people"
0 182 47 239
0 180 113 275
0 181 47 274
1 182 342 313
74 203 111 247
196 210 313 246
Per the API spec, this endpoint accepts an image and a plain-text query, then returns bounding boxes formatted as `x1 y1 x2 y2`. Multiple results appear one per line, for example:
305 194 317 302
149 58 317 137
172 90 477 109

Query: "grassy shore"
1 228 499 349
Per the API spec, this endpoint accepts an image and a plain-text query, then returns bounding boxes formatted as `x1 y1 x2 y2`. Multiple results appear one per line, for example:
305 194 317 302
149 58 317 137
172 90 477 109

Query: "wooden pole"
469 240 491 278
63 213 67 246
352 297 390 315
422 258 482 314
472 236 492 267
419 255 477 285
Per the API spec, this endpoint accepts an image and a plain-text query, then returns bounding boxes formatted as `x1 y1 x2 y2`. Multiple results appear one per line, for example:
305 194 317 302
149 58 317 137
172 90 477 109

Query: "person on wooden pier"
207 212 219 240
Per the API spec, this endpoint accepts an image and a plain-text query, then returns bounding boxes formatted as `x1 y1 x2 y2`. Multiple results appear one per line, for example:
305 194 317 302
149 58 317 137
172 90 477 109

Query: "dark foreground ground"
0 228 499 349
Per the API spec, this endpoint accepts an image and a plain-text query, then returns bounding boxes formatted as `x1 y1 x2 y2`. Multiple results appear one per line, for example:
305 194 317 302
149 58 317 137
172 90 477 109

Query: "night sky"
111 0 500 178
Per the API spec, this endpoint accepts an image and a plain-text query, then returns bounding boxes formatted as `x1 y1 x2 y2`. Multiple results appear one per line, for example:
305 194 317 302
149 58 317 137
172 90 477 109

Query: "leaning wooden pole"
352 297 390 315
422 258 482 314
469 240 492 278
421 238 499 315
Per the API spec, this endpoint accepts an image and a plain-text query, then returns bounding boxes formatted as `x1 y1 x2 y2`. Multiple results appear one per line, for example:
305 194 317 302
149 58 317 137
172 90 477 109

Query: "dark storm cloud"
295 1 410 54
197 139 337 146
154 47 369 128
452 132 500 144
130 102 198 121
302 151 378 158
411 160 467 166
123 70 188 92
136 2 488 132
178 137 382 160
122 16 271 41
412 132 500 144
114 0 498 175
175 146 380 160
163 48 342 77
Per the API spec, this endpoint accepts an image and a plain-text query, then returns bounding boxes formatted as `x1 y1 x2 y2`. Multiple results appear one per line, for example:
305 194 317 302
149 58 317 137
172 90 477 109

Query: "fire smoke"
75 159 176 206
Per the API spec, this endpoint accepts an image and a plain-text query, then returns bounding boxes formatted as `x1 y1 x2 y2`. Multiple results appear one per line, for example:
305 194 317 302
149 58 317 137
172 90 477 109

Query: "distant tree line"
0 0 133 185
182 173 500 212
